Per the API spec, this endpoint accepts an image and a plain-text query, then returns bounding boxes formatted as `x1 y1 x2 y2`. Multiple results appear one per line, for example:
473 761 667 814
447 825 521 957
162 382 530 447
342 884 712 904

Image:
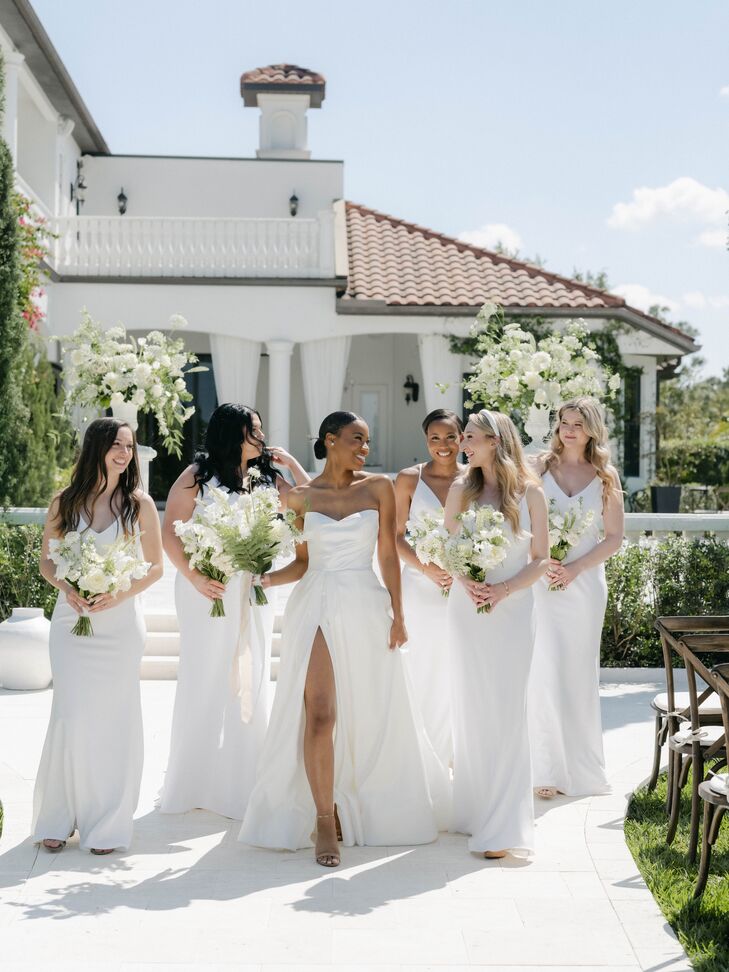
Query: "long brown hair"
56 418 141 536
462 410 537 534
542 397 620 502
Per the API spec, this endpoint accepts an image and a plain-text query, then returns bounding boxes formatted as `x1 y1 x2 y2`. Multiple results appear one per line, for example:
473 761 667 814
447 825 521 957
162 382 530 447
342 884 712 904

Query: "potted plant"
649 481 682 514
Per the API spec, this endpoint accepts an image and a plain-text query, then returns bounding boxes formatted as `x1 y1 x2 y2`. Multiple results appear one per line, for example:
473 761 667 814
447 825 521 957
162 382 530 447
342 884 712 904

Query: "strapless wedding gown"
240 509 446 850
401 466 453 769
528 472 609 795
448 498 536 855
32 516 145 850
160 478 273 819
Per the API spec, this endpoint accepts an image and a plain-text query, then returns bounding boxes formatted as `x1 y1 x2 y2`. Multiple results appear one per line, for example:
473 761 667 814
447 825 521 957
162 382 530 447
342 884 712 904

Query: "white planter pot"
524 403 552 454
111 401 139 432
0 608 52 691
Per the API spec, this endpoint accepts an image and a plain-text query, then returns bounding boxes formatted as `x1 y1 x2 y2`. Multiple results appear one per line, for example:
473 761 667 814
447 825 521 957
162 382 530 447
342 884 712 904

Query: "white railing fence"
48 212 335 279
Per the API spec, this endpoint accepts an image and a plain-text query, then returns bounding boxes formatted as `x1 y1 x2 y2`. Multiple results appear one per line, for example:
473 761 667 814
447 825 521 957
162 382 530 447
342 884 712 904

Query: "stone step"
140 655 179 680
144 632 181 656
144 610 179 633
140 626 282 679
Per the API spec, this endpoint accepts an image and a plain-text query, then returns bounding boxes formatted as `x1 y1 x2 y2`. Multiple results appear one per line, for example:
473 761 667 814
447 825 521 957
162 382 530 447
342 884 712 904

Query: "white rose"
532 351 552 371
150 383 163 399
132 388 147 407
523 371 541 390
132 363 153 388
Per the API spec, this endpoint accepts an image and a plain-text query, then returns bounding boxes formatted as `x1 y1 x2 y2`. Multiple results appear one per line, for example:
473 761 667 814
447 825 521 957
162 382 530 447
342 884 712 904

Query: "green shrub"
602 535 729 666
658 438 729 487
0 522 57 621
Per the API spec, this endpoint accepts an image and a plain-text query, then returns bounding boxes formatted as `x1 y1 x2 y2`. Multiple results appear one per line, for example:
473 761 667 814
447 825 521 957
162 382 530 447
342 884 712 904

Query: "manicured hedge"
658 439 729 487
602 534 729 666
0 522 57 621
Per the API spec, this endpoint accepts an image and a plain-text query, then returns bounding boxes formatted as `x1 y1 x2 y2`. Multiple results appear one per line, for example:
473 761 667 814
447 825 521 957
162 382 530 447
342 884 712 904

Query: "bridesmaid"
395 408 465 769
35 418 164 854
160 403 309 819
445 409 548 858
528 397 624 798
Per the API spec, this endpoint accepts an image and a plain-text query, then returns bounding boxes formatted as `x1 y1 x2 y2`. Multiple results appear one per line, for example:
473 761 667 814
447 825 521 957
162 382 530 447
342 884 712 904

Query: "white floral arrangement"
48 531 150 636
219 483 301 605
406 506 450 597
547 497 595 591
174 486 240 618
462 303 621 415
442 505 511 613
61 311 204 457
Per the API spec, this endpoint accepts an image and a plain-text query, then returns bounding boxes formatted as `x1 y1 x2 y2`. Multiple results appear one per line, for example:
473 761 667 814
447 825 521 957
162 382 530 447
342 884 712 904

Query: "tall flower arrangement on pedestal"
462 303 621 447
61 312 204 457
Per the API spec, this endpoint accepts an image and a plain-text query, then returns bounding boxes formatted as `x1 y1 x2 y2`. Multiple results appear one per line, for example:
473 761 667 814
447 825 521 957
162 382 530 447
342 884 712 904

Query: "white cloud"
607 177 729 248
612 283 679 314
720 85 729 97
682 291 707 309
458 222 523 252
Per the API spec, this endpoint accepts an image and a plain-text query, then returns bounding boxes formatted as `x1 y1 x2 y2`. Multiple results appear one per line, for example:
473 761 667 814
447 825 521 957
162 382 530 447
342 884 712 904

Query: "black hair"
421 408 464 435
193 403 277 493
313 410 360 461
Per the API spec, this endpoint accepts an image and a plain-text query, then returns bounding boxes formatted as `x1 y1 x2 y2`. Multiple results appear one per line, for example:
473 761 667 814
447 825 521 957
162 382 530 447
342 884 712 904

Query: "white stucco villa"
1 0 696 491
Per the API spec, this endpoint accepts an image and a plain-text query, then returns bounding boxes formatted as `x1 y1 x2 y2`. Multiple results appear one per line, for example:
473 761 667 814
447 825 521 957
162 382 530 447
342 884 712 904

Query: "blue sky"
33 0 729 374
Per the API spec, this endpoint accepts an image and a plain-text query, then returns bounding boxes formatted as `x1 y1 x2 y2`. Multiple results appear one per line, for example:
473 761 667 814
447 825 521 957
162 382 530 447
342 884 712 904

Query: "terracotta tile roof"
240 65 326 106
342 202 696 350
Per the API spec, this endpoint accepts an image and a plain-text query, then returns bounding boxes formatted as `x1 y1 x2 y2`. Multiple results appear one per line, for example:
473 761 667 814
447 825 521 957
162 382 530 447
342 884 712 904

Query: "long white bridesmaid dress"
240 509 446 850
160 477 273 819
528 472 609 795
32 516 146 850
401 465 452 769
448 498 536 855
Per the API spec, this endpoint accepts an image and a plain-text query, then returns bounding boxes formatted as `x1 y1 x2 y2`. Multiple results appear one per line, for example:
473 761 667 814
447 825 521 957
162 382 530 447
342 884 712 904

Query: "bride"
239 411 443 866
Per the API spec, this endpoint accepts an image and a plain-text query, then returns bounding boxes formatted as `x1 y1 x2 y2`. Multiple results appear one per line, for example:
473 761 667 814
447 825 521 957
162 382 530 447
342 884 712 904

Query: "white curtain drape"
300 336 352 469
417 334 463 416
210 335 262 407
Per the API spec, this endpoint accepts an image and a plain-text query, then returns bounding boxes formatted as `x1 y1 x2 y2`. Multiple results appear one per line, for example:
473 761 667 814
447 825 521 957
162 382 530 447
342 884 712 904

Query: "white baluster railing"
624 513 729 543
49 215 330 278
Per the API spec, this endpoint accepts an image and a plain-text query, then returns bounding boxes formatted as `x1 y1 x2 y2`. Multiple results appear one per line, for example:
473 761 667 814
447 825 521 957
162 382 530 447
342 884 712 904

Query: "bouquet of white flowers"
174 486 240 618
219 484 301 606
406 506 450 597
462 303 621 416
443 505 510 613
61 311 205 457
547 497 595 591
48 531 150 636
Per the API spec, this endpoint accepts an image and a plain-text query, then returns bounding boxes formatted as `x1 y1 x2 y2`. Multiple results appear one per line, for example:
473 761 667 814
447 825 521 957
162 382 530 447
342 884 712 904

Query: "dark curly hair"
193 403 277 493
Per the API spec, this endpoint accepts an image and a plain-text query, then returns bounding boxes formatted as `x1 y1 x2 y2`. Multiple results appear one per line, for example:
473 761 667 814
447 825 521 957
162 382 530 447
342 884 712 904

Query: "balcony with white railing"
48 211 335 279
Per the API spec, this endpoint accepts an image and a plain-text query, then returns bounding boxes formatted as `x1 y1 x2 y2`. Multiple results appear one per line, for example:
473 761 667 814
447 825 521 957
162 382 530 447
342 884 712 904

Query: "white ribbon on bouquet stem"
231 571 267 723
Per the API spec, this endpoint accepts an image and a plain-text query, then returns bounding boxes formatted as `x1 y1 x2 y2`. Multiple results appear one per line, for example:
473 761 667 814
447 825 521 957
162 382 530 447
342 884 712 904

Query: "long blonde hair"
542 397 619 501
462 410 537 534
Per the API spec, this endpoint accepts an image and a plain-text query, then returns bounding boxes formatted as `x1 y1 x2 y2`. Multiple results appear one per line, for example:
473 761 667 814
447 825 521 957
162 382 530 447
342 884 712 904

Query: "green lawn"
625 773 729 972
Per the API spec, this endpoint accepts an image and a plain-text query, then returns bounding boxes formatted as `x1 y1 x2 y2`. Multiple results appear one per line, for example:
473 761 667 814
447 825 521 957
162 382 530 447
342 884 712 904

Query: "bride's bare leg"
304 627 339 867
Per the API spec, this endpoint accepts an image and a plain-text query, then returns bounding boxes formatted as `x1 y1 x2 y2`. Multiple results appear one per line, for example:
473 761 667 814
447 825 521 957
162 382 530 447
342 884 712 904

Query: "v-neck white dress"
528 471 609 795
32 516 146 850
401 465 453 770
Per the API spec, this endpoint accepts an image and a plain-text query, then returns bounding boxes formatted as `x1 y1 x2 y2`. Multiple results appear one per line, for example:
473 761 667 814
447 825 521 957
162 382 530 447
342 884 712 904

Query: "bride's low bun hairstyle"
315 411 360 460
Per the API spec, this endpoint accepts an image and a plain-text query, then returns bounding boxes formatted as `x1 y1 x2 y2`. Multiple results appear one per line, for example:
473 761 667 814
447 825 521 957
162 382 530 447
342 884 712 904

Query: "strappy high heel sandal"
315 812 340 868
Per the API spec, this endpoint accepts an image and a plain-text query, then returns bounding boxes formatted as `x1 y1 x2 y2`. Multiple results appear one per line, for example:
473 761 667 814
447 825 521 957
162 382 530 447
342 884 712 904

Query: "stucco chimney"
240 64 326 160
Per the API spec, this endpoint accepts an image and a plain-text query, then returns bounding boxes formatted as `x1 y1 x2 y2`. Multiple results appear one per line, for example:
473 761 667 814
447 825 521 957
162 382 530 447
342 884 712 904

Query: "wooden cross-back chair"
695 661 729 897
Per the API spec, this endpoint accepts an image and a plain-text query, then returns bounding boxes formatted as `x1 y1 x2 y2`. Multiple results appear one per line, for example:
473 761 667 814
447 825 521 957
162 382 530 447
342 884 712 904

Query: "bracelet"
502 581 510 596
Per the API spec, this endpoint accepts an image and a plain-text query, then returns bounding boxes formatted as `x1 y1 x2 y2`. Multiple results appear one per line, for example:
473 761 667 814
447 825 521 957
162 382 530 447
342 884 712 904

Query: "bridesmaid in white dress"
35 418 164 854
240 411 445 866
160 403 309 820
528 398 624 798
395 408 465 769
445 410 548 858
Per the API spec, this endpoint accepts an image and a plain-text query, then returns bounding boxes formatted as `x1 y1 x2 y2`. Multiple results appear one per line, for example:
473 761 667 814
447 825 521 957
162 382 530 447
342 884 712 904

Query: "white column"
300 335 351 470
640 358 658 484
266 340 294 450
1 51 25 164
417 333 463 415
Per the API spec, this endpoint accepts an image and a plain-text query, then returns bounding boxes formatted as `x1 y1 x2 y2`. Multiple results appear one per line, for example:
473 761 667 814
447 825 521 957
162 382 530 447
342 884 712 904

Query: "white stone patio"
0 671 690 971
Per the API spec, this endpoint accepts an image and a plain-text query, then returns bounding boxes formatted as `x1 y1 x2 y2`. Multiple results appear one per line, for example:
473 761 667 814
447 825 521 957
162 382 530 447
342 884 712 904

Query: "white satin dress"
160 478 274 819
448 498 536 855
528 472 609 795
401 466 453 769
240 509 447 850
32 516 145 850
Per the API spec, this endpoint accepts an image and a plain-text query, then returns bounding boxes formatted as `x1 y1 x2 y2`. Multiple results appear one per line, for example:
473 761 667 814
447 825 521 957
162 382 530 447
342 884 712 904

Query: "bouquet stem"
71 614 93 637
476 603 492 615
253 584 268 606
209 597 226 618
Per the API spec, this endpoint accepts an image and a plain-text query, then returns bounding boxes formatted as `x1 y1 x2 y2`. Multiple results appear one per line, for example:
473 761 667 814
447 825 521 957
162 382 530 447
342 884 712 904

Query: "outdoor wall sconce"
117 188 128 215
289 192 299 217
70 159 87 214
403 374 420 405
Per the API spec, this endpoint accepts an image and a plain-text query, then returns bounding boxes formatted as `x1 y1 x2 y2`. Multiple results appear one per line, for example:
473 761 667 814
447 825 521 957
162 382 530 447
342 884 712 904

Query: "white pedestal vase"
111 403 157 494
524 403 552 455
0 608 52 690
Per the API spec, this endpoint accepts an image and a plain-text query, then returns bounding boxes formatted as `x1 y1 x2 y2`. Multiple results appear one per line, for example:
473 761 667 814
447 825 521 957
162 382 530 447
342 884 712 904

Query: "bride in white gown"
445 410 548 858
240 411 446 866
528 398 624 798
